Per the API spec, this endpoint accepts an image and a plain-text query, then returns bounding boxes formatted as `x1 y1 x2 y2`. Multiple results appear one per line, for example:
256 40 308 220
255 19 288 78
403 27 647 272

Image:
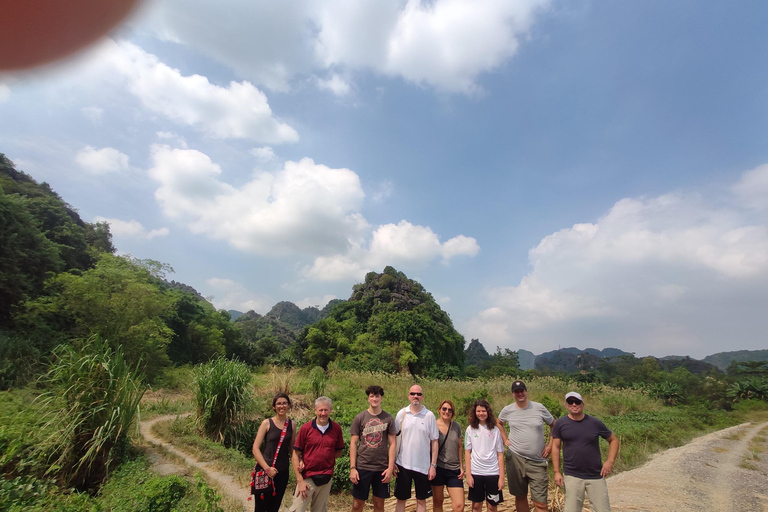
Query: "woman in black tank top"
252 393 296 512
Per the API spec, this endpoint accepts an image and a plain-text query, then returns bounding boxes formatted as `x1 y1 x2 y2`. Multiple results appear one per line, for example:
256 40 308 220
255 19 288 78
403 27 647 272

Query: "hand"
541 445 552 458
498 476 504 492
504 438 512 448
466 474 474 488
601 460 614 477
267 467 278 478
298 460 305 472
297 480 308 499
428 466 436 481
554 472 564 487
349 468 359 484
457 469 464 480
381 467 394 484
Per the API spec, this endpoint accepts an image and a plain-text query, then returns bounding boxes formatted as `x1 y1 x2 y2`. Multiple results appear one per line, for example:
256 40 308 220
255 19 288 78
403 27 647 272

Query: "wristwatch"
430 463 437 468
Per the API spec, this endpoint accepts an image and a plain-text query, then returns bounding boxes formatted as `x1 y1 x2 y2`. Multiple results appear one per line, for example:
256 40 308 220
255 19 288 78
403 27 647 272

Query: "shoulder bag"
251 419 289 497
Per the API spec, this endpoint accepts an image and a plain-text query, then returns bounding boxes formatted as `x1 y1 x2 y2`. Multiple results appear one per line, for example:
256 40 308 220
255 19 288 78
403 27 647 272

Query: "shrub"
540 394 565 420
308 366 327 399
36 335 145 490
194 357 253 446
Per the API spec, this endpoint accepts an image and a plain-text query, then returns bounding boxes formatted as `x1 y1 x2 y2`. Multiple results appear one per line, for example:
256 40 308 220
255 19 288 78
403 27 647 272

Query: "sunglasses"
409 392 423 396
566 399 583 405
441 407 453 413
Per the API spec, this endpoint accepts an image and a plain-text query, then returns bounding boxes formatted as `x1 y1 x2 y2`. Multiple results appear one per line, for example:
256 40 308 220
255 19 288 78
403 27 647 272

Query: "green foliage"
22 254 174 380
458 388 492 417
36 336 146 490
294 268 466 376
539 394 565 419
195 477 225 512
727 377 768 401
308 366 327 399
194 358 253 446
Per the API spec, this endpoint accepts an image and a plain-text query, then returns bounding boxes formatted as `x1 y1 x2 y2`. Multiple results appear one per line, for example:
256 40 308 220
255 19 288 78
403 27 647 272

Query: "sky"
2 0 767 359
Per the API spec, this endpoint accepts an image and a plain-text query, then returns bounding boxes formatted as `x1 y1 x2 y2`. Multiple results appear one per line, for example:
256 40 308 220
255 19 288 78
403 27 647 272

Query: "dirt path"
139 414 253 512
607 421 768 512
139 415 768 512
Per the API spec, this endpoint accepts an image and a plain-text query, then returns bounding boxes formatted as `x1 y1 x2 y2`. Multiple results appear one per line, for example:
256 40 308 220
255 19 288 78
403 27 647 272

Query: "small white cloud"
205 277 272 313
370 181 394 202
317 73 351 96
303 221 480 281
295 295 337 309
732 163 768 210
75 146 130 174
156 131 188 148
100 40 299 143
93 216 169 240
251 146 276 162
0 83 9 103
81 106 103 122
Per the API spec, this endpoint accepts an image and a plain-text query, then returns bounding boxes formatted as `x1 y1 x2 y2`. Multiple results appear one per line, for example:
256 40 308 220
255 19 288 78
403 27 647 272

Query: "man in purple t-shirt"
551 392 619 512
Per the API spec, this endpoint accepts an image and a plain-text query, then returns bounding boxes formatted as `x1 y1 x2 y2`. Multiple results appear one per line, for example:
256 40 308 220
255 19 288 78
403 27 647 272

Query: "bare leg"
371 497 385 512
432 486 445 512
416 498 427 512
532 499 549 512
515 495 531 512
351 498 365 512
471 501 483 512
447 486 465 512
395 500 406 512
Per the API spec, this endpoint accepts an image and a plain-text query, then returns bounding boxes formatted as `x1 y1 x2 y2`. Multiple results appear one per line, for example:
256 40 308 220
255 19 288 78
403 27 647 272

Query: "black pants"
254 470 290 512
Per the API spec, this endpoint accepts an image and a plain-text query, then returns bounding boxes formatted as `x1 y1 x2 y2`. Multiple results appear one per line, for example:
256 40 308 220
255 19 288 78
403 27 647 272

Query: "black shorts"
352 469 390 501
431 466 463 488
394 465 433 500
468 474 503 505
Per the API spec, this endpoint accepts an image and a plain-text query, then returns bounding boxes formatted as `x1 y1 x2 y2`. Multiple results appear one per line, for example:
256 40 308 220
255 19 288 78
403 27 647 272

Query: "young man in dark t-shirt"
349 385 397 512
551 392 619 512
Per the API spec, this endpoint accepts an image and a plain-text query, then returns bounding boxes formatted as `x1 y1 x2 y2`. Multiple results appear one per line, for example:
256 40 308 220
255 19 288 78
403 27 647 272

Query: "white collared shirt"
395 405 439 474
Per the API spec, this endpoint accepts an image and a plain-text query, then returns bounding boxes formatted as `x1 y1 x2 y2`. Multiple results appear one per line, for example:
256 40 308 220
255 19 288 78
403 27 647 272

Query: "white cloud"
732 163 768 211
81 106 103 122
100 40 298 143
156 131 188 148
149 145 368 255
295 295 337 310
466 166 768 358
317 73 351 96
303 221 480 281
148 145 480 278
0 83 9 102
371 181 394 202
93 216 169 240
205 277 272 313
142 0 550 94
251 146 276 162
75 146 130 174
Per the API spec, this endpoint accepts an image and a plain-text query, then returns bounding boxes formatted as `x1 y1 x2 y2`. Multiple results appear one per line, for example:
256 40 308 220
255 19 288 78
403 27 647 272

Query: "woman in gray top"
431 399 465 512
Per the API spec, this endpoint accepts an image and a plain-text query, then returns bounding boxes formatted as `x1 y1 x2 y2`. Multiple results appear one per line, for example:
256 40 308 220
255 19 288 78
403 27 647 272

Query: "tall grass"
35 335 145 490
194 358 253 445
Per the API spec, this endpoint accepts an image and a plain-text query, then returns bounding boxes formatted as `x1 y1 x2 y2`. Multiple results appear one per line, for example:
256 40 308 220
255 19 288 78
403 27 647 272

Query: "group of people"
251 380 620 512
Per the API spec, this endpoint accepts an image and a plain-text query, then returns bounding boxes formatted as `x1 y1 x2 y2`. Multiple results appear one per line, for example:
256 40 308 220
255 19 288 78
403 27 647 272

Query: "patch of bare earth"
607 421 768 512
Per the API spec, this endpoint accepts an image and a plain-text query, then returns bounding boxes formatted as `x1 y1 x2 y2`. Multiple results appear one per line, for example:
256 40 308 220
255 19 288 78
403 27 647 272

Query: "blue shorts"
431 466 463 488
352 469 390 500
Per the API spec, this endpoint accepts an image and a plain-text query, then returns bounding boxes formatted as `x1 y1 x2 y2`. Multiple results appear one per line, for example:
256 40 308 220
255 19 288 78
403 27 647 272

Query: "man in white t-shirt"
394 384 439 512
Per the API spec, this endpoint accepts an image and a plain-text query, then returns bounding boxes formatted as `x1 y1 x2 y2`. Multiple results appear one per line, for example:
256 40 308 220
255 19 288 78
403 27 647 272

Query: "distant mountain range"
464 340 767 373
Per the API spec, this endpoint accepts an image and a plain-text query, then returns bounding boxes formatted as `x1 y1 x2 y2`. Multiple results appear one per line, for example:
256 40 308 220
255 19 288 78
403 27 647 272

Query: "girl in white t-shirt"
464 399 505 512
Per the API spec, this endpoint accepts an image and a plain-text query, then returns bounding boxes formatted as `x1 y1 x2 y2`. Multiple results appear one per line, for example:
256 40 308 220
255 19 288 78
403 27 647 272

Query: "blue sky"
2 0 767 359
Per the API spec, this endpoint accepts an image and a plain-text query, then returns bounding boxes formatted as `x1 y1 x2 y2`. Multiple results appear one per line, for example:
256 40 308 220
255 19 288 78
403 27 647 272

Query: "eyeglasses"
566 399 583 405
441 407 453 413
409 392 423 396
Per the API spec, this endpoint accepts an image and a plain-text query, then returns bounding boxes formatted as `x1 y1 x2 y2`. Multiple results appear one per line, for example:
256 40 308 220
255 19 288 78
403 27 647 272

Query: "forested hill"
288 267 466 377
704 350 768 371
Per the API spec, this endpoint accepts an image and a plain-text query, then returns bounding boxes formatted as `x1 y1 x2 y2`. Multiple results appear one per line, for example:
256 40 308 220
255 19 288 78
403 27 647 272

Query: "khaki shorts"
563 475 611 512
505 449 549 504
